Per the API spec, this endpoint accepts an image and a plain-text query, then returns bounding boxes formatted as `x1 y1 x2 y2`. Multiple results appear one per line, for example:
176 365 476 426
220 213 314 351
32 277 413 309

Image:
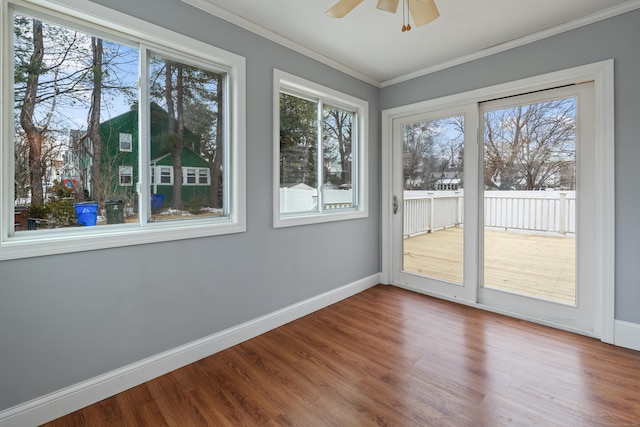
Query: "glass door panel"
482 95 577 305
402 115 465 284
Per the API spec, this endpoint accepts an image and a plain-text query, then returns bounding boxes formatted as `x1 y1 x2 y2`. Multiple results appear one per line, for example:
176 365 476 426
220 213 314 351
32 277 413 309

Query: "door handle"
393 195 398 215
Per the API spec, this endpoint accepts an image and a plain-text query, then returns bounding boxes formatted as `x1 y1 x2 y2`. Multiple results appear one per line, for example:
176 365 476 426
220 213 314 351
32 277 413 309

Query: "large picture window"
274 70 368 227
1 1 246 260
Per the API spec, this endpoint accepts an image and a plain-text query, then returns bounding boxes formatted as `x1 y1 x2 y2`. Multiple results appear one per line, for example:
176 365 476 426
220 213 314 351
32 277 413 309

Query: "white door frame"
381 60 615 343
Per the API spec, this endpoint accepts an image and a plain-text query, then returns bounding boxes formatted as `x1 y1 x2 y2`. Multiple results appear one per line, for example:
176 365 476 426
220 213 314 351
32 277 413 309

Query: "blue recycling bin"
74 202 98 226
151 194 165 211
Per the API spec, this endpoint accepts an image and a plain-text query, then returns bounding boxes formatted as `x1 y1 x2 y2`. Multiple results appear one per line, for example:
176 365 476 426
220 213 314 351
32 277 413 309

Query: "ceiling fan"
326 0 439 32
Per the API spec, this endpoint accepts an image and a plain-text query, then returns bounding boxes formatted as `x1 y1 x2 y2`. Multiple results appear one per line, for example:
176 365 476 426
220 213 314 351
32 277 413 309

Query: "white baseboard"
0 274 380 427
614 320 640 351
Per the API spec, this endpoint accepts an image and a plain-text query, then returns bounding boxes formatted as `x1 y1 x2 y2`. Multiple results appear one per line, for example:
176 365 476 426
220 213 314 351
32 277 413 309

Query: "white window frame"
119 166 133 186
0 0 246 261
158 166 173 185
197 168 210 185
185 168 197 184
181 167 210 186
273 69 368 228
119 132 132 152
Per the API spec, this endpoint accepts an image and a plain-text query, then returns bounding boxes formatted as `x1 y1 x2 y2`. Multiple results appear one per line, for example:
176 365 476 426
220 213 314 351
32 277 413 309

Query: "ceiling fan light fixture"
376 0 400 13
408 0 439 26
326 0 439 31
325 0 364 18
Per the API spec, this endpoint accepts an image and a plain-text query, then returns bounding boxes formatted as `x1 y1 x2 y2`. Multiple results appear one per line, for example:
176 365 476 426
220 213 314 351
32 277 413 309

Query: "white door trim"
381 60 614 343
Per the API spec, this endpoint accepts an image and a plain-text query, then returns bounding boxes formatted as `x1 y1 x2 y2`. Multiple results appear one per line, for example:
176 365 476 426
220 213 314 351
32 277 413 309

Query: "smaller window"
181 167 210 185
119 166 133 186
274 70 368 228
185 168 197 184
198 169 210 185
159 167 172 184
119 133 132 152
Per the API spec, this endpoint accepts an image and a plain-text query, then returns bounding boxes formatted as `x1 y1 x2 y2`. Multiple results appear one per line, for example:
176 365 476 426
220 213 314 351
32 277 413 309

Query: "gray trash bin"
105 198 125 224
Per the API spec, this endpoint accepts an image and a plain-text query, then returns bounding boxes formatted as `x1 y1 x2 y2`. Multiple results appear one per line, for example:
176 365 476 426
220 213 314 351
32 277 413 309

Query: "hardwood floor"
43 285 640 426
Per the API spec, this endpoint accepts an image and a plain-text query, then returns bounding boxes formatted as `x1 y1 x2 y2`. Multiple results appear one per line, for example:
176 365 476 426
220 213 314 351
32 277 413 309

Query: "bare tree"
483 99 576 190
14 14 136 209
403 121 437 190
402 117 464 191
210 74 223 208
19 19 45 205
163 60 185 209
14 129 30 201
279 93 317 186
323 108 352 187
87 37 104 203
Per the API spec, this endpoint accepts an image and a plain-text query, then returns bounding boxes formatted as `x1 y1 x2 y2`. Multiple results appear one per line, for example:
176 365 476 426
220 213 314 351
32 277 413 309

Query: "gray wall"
0 0 380 411
382 9 640 324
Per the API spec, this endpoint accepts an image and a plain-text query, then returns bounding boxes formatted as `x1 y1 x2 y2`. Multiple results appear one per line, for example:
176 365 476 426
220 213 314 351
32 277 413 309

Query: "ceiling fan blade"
376 0 400 13
408 0 439 26
325 0 365 18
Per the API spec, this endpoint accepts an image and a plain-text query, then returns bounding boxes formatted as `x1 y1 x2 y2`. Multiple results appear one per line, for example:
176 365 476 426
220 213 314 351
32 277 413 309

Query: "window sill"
0 219 245 261
274 208 368 228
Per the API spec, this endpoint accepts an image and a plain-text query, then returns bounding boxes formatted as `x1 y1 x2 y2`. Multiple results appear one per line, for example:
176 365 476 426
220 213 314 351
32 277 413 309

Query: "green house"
149 147 212 208
98 103 212 207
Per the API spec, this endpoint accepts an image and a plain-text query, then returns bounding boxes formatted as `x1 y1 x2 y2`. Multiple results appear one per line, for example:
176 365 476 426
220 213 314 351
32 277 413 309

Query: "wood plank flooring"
403 227 576 304
43 285 640 426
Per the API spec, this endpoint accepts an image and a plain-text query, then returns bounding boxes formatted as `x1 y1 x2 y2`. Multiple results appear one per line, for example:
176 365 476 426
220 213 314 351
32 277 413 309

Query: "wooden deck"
403 226 576 304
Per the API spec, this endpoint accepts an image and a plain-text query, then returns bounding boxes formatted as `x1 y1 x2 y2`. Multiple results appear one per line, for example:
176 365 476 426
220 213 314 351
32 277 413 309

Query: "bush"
47 199 77 226
28 204 48 219
184 197 206 215
28 200 77 226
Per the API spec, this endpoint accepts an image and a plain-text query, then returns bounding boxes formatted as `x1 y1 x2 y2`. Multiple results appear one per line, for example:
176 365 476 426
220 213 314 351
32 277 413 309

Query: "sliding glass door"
392 105 478 301
391 82 598 334
479 83 596 332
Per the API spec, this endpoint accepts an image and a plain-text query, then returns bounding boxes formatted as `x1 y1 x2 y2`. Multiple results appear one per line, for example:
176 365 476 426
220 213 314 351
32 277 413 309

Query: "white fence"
404 190 576 237
404 192 462 236
280 187 353 213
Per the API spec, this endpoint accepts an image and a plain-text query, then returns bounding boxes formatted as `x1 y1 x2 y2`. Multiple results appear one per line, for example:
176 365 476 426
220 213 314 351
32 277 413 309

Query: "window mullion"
317 100 324 213
351 114 358 208
138 45 150 226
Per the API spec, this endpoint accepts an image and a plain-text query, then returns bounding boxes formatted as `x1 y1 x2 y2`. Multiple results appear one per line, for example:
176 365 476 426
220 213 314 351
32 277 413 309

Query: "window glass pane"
279 92 318 214
402 115 465 285
160 167 172 184
13 12 138 230
186 169 196 184
483 97 577 304
198 169 209 185
322 105 354 210
148 52 225 221
119 133 132 151
119 166 133 186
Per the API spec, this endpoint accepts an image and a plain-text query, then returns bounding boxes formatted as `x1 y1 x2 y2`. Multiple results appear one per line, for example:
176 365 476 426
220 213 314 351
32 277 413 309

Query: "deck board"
403 227 575 304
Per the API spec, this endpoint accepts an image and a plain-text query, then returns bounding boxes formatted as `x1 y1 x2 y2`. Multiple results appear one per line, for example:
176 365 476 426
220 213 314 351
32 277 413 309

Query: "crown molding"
181 0 640 88
180 0 381 87
381 0 640 86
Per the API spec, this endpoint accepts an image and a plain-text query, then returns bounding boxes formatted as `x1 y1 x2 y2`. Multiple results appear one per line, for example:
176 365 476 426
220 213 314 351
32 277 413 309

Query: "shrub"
47 199 77 226
184 197 206 215
28 204 48 219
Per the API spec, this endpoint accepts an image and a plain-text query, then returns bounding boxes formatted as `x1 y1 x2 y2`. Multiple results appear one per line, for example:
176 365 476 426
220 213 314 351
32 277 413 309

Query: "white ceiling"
183 0 640 86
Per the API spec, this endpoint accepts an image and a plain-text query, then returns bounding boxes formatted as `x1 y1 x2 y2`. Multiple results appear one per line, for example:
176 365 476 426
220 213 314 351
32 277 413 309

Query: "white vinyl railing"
484 191 576 234
404 192 462 236
403 190 576 237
